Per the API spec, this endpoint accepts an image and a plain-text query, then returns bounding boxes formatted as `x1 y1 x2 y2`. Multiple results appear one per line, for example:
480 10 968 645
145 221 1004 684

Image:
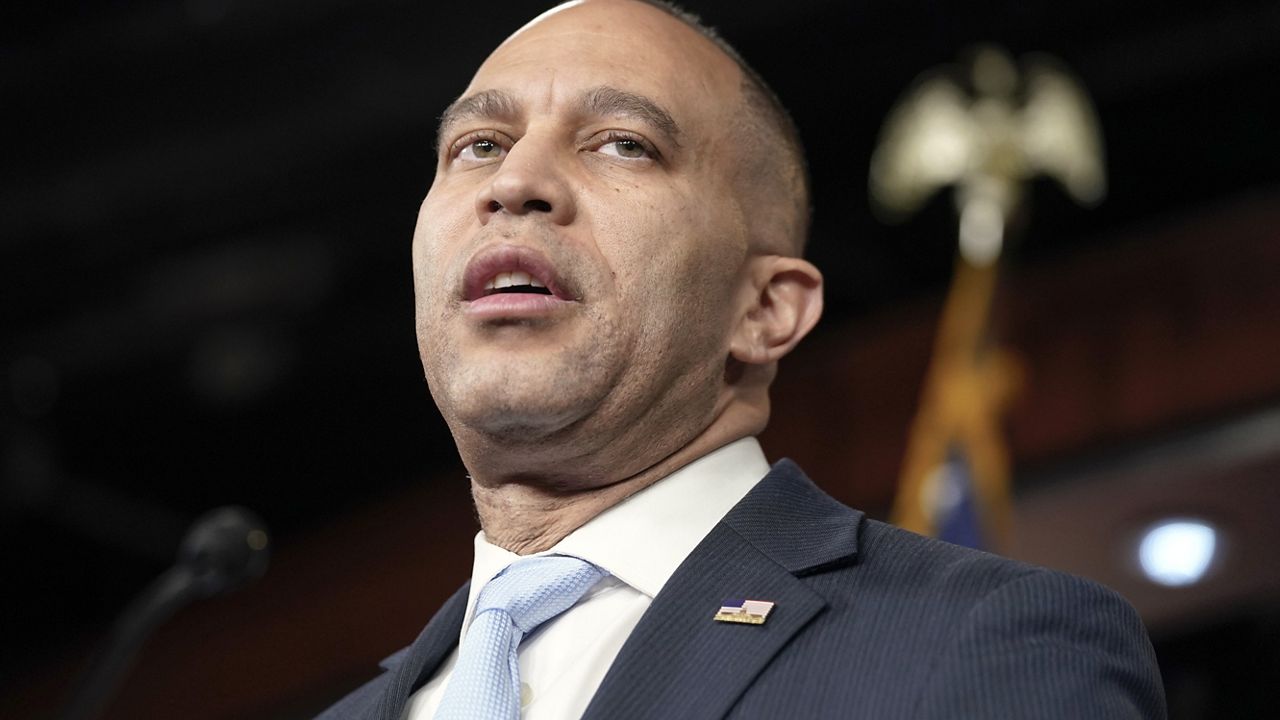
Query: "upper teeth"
484 271 546 290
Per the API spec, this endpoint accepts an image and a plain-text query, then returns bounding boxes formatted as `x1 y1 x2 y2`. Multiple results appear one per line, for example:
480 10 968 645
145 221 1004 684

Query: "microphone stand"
59 506 270 720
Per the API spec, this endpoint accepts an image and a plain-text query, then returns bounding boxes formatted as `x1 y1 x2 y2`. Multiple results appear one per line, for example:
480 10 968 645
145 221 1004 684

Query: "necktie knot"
433 554 606 720
474 555 606 633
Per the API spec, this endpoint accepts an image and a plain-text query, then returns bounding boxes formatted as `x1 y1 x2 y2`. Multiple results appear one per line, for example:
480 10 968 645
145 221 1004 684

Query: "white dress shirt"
403 437 771 720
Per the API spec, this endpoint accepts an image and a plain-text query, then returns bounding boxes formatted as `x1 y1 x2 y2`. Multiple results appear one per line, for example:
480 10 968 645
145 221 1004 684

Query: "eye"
451 132 509 163
594 131 657 161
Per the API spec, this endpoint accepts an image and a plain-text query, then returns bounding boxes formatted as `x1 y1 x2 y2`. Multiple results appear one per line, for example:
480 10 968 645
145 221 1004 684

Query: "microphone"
176 505 271 597
59 506 270 720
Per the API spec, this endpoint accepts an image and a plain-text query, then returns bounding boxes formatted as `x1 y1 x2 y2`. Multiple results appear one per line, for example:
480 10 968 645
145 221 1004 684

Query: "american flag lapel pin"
713 598 776 625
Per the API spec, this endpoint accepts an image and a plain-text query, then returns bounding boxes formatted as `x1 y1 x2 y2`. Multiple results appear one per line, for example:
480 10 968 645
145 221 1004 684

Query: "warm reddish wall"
1003 192 1280 463
764 191 1280 511
10 191 1279 719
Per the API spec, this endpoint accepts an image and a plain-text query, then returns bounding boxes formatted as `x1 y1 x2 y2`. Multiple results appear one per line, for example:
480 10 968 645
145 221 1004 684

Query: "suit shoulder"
855 516 1047 593
806 519 1165 717
837 517 1151 635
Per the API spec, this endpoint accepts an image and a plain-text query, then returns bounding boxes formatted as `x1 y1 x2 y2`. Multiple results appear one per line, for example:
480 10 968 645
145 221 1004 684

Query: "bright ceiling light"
1138 519 1218 587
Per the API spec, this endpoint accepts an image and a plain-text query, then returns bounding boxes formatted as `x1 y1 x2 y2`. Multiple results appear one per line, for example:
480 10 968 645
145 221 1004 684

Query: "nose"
475 135 577 226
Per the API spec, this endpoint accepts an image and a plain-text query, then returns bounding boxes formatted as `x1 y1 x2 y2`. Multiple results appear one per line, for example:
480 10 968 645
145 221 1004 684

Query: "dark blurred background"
2 1 1278 717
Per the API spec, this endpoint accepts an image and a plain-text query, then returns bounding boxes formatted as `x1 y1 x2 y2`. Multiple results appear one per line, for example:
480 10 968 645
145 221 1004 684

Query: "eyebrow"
435 85 682 151
436 89 520 152
580 86 682 147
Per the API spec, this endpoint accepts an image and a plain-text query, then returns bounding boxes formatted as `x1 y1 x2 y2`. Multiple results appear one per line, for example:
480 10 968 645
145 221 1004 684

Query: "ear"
729 256 824 365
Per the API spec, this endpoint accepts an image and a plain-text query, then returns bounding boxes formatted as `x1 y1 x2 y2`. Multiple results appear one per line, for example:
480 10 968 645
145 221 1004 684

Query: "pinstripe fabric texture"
433 556 605 720
317 460 1166 720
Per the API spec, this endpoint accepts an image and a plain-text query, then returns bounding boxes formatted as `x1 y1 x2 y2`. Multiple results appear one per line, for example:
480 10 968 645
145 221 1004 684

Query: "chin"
435 360 611 442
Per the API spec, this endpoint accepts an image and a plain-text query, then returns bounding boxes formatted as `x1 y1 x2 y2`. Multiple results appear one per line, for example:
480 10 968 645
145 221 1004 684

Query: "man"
320 1 1166 718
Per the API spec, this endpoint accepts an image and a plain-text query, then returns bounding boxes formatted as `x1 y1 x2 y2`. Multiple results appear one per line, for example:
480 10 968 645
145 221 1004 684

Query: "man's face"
413 0 754 456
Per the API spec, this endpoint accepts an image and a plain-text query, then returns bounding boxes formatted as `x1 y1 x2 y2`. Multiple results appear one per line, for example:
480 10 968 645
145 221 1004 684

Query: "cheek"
594 192 742 340
412 192 474 298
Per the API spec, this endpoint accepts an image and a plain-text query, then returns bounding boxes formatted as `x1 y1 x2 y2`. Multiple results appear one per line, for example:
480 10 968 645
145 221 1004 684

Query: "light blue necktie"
433 555 606 720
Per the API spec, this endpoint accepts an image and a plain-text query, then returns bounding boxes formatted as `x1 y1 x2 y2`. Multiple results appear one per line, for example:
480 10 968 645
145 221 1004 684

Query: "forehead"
462 1 742 127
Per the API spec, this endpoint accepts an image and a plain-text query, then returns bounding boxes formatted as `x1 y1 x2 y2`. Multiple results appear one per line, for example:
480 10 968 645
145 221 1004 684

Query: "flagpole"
870 46 1105 550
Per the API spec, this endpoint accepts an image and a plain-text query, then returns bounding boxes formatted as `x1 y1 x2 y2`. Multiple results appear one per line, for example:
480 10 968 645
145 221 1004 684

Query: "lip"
461 244 577 320
466 292 573 320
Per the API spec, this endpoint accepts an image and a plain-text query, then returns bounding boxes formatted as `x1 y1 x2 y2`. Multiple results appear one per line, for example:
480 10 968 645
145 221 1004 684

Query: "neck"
467 394 766 554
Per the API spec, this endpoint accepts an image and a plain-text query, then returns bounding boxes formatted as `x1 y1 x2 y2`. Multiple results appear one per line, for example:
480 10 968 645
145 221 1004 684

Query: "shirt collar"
460 437 770 633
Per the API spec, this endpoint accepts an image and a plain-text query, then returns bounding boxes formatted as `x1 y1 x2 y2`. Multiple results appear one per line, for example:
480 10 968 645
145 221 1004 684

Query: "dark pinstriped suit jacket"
317 460 1166 719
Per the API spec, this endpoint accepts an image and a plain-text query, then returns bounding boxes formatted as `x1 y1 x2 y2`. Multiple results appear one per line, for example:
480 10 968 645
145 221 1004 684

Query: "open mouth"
483 270 554 296
462 245 575 304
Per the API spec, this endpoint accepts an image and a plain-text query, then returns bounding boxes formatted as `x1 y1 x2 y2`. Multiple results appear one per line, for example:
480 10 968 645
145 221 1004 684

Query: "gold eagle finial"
870 46 1105 266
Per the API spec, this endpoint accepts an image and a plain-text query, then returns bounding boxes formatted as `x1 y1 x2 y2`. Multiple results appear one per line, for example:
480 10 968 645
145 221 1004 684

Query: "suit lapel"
583 460 863 720
371 581 470 720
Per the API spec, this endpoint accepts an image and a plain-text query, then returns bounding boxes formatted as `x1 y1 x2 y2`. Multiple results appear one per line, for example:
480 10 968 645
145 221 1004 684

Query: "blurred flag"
870 46 1102 552
888 260 1021 551
931 446 985 548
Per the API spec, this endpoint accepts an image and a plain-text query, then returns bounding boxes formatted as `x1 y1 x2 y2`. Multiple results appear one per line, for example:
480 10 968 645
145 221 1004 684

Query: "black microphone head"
177 506 270 597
